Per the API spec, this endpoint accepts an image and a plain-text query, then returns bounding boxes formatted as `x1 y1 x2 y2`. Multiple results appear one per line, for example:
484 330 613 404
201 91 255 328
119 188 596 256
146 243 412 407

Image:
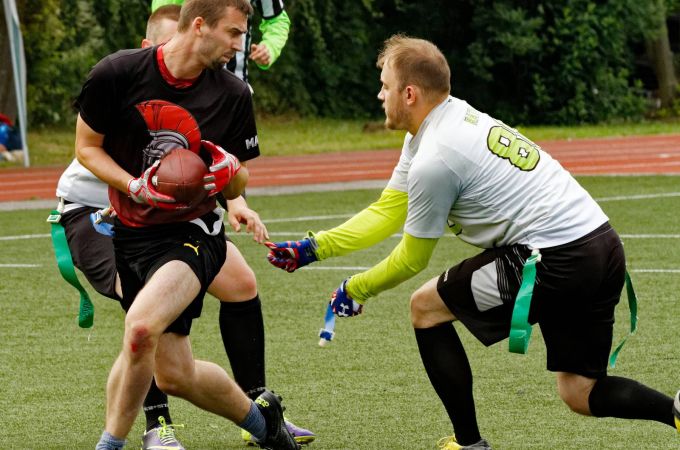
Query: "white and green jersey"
387 96 607 249
56 159 109 211
226 0 289 83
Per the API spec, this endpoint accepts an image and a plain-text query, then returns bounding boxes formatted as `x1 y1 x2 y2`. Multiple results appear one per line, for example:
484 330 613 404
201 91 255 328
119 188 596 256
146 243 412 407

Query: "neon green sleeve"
313 188 408 260
256 11 291 70
150 0 183 12
346 233 438 303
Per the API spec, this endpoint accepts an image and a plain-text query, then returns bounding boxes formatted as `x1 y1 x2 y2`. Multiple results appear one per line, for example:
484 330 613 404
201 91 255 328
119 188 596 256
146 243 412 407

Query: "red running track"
1 134 679 203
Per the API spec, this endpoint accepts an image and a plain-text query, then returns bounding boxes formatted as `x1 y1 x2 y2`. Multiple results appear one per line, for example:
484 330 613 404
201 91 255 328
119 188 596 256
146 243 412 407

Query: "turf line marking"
2 231 680 242
0 233 50 241
263 214 352 223
630 269 680 273
620 234 680 238
263 195 680 223
595 192 680 202
300 266 680 273
4 263 677 273
0 264 41 268
261 232 680 239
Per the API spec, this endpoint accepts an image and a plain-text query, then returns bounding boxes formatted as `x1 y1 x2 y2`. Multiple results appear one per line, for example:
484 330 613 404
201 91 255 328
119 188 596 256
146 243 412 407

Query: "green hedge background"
10 0 680 127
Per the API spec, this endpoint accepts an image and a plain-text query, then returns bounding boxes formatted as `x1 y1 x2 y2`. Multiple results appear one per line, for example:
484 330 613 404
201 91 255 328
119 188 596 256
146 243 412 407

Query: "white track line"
259 232 680 239
0 233 50 240
0 264 41 268
629 269 680 273
301 266 680 273
595 192 680 202
620 234 680 238
264 214 353 223
3 231 680 241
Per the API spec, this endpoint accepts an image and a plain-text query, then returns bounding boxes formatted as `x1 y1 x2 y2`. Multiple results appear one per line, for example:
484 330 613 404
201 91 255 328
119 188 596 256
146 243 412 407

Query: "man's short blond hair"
377 35 451 101
177 0 253 32
146 5 181 43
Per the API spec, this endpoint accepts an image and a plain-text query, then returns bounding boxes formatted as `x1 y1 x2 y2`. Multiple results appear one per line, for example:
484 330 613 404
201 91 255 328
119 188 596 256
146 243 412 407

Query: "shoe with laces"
673 390 680 433
242 417 315 446
141 416 185 450
437 436 492 450
253 390 300 450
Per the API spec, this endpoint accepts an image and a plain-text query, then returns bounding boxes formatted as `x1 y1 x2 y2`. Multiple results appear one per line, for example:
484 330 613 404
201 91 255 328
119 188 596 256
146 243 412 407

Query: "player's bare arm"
221 163 248 200
74 114 132 193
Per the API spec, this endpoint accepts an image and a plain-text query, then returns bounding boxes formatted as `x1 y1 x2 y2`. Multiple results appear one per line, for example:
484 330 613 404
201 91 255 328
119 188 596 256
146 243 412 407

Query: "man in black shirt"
75 1 298 449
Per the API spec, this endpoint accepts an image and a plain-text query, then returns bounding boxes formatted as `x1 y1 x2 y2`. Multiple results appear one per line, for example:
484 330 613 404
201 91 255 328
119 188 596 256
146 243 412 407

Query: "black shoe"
254 390 300 450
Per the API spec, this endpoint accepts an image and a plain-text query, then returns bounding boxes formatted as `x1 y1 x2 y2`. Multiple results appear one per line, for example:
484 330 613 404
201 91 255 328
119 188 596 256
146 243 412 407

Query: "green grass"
517 119 680 141
20 118 406 167
17 117 680 167
0 176 679 449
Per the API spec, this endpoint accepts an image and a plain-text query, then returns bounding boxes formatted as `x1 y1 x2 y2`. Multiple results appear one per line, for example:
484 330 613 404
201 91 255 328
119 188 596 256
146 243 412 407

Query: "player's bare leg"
155 332 251 421
209 242 257 301
557 371 677 429
105 261 199 439
556 372 597 414
410 276 456 328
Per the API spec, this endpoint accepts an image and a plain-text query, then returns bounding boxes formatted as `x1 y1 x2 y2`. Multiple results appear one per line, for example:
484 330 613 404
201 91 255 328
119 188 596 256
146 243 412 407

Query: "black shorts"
60 205 118 300
113 211 227 335
437 222 625 378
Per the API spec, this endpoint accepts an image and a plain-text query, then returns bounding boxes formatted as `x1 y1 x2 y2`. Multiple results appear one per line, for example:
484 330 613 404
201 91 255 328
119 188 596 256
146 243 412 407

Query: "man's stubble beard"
385 104 409 131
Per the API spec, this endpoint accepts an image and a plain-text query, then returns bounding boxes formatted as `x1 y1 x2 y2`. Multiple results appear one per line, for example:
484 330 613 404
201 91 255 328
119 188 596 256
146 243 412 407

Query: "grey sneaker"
141 416 185 449
254 390 300 450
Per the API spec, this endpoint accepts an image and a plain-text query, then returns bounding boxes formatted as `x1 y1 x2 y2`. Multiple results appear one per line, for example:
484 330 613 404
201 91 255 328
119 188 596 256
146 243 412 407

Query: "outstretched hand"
330 278 363 317
265 236 318 272
226 197 268 244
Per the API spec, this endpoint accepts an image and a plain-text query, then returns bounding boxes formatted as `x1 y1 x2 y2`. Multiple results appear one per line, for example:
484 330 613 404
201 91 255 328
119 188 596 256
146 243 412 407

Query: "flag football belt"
509 248 638 368
318 302 336 347
46 204 94 329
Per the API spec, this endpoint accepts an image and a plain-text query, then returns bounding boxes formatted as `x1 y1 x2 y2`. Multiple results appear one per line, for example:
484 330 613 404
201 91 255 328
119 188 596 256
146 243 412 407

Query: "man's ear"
405 85 418 106
193 16 205 35
141 38 153 48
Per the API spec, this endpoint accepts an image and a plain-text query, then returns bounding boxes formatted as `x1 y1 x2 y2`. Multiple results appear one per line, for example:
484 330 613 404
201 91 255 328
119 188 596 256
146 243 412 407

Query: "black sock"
415 323 481 445
588 375 675 426
219 296 266 400
143 377 172 431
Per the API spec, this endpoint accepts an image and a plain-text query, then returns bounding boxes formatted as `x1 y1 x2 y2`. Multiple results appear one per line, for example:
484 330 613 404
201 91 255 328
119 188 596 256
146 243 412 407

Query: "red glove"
127 160 183 209
202 140 241 196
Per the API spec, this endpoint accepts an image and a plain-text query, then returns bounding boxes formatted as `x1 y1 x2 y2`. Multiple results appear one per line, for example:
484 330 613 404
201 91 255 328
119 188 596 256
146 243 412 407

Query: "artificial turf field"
0 175 678 449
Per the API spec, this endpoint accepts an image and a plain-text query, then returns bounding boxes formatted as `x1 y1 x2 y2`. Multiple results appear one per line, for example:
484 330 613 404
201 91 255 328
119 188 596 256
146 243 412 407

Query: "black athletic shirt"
75 46 260 227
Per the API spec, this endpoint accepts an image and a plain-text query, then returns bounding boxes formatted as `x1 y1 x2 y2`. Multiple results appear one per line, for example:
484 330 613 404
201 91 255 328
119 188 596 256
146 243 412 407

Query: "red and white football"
153 148 208 206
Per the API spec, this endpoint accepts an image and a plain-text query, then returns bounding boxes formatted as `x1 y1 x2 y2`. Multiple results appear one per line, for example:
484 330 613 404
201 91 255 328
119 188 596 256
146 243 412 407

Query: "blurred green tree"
14 0 680 126
19 0 146 126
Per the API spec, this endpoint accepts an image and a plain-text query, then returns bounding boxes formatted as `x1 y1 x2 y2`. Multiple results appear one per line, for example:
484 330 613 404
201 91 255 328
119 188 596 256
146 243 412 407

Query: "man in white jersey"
55 5 312 449
266 35 680 449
